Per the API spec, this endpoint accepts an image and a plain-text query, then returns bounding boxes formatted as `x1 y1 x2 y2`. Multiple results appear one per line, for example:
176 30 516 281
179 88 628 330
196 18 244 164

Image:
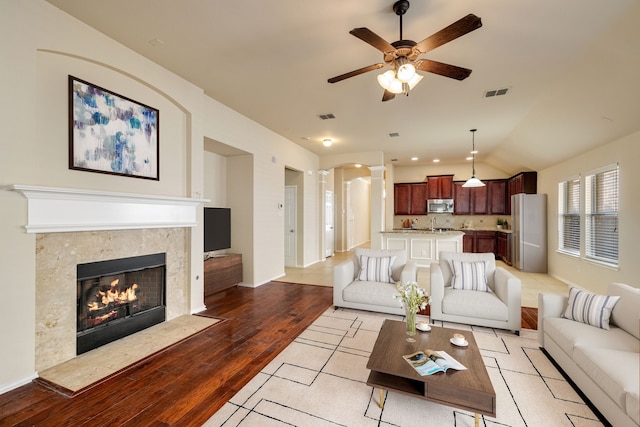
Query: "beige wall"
538 131 640 293
0 1 321 393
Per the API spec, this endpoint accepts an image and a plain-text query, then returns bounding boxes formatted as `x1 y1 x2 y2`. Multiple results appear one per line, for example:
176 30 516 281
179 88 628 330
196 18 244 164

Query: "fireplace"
76 253 166 354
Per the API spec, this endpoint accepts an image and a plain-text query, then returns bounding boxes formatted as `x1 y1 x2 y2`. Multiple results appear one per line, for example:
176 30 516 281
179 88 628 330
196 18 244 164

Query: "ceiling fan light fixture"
406 73 422 90
396 60 416 82
377 70 395 90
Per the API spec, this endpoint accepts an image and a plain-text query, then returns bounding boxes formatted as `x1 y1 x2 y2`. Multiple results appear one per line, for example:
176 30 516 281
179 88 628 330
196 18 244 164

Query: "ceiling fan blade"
414 14 482 55
382 90 396 102
328 63 386 84
415 59 472 81
349 27 396 54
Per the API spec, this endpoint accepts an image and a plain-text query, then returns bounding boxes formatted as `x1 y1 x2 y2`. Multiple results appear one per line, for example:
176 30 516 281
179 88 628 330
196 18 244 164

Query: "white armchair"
333 248 417 316
430 251 521 334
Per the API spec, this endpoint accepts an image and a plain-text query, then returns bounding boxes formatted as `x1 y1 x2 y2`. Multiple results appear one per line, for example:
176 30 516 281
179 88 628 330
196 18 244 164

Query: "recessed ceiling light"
470 150 478 154
466 156 473 161
411 157 418 161
322 138 333 147
433 159 440 163
354 163 362 168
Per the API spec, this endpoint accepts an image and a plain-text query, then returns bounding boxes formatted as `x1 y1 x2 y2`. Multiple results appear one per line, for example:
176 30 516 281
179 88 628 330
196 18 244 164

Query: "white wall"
0 1 321 393
538 131 640 293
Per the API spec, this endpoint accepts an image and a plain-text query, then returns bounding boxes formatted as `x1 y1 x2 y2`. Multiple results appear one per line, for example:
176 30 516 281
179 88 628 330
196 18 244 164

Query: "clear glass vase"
405 306 417 342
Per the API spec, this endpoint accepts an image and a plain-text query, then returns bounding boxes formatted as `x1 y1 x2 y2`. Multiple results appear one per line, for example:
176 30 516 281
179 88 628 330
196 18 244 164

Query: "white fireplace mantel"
10 185 208 233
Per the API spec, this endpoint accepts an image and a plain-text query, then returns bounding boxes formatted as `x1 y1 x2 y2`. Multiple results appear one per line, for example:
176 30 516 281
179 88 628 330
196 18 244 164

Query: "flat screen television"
204 207 231 252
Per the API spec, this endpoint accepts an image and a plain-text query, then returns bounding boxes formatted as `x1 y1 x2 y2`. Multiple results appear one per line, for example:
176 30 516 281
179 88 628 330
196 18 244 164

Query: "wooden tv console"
204 253 242 298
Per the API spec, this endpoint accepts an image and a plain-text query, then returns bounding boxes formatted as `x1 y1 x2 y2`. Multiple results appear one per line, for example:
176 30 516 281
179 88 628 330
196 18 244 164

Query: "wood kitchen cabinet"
453 182 487 215
394 183 427 215
426 175 454 199
497 231 511 265
475 231 497 254
507 171 537 214
409 183 428 215
487 180 507 215
462 230 497 257
394 184 411 215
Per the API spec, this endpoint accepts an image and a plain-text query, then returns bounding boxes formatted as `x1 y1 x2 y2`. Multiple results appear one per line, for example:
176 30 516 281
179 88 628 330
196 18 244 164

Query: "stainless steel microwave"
427 199 454 213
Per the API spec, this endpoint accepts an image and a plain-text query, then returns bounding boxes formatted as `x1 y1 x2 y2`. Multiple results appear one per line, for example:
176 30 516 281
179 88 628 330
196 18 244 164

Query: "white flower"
394 281 430 313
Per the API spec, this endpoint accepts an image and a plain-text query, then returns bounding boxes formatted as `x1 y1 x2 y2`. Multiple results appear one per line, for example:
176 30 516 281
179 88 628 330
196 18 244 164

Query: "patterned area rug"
206 308 603 427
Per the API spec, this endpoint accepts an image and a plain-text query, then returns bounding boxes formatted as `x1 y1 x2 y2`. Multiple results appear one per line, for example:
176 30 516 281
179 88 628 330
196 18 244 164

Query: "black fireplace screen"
76 253 166 354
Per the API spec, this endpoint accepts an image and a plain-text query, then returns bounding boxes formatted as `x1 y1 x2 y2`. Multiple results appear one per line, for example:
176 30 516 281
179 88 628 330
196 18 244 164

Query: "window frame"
584 163 619 268
557 175 581 257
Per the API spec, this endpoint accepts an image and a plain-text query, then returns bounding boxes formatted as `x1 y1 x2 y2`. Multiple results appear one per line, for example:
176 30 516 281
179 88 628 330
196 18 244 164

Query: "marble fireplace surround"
12 185 206 372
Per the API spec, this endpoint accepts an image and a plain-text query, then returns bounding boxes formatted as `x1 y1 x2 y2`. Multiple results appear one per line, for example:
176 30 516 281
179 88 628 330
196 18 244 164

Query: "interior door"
324 190 334 258
284 186 297 267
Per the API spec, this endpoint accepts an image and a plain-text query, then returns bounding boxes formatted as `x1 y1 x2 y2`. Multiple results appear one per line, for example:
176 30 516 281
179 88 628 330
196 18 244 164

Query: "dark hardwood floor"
0 282 333 427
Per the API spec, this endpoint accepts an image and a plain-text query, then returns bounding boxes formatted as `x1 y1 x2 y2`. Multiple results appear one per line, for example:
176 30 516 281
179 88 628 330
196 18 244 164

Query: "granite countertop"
384 229 464 235
387 227 512 234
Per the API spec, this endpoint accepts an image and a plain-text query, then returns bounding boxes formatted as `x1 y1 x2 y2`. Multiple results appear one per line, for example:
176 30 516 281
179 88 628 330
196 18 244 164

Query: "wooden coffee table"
367 320 496 426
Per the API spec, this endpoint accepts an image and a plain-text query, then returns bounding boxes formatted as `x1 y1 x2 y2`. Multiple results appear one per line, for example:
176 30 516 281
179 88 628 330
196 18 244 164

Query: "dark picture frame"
69 75 159 180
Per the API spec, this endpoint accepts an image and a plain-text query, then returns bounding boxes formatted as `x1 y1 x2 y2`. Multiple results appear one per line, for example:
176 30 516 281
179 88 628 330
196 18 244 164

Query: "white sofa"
333 248 417 316
430 251 522 334
538 282 640 427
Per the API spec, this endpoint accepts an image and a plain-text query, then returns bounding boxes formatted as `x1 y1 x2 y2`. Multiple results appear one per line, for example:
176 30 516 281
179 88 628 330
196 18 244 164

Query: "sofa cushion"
543 317 639 357
342 280 403 308
450 260 488 292
438 252 496 290
563 287 620 330
354 248 406 282
442 287 508 321
609 282 640 340
356 255 395 283
572 346 639 416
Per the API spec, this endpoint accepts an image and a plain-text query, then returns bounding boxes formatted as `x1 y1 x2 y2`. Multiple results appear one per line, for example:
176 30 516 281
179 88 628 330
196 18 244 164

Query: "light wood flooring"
280 244 569 308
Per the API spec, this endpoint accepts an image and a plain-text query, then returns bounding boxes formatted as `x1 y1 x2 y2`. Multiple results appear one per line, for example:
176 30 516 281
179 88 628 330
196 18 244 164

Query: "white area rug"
205 308 603 427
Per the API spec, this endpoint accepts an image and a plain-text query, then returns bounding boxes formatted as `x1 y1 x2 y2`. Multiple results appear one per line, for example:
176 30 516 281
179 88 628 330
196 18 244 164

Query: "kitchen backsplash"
394 213 510 230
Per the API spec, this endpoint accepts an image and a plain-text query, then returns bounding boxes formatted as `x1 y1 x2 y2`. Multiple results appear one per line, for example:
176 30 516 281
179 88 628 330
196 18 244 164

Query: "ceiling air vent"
388 132 400 138
318 113 336 120
483 87 510 98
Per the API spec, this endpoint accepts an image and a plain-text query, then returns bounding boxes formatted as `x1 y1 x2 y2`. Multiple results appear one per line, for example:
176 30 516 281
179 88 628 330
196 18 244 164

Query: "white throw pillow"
563 287 620 330
357 255 396 283
450 260 488 292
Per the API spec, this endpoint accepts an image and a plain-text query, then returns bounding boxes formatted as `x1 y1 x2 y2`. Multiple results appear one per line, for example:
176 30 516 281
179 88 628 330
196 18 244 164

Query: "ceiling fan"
327 0 482 101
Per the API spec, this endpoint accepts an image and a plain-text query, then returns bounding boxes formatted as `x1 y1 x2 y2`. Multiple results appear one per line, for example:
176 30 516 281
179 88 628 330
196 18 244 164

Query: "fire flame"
87 278 138 311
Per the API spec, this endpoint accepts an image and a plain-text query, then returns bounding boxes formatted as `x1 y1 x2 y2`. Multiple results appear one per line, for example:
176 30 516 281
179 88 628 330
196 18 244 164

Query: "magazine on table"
402 350 467 376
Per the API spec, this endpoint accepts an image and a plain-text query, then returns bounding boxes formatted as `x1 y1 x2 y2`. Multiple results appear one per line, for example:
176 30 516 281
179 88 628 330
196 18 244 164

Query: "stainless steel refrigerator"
511 193 547 273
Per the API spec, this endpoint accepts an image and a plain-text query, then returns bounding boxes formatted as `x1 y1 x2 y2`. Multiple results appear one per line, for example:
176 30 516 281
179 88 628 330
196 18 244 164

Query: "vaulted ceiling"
47 0 640 175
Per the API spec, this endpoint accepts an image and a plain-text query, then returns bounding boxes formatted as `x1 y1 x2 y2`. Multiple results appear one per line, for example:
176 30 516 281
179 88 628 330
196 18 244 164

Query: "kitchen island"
381 229 463 267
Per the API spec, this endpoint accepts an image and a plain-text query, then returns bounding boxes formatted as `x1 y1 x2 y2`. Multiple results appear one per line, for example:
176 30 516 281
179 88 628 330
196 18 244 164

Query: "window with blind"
558 177 580 255
585 164 619 266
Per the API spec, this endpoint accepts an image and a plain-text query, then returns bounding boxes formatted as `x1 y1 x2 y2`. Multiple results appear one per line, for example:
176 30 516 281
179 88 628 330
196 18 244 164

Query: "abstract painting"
69 75 159 180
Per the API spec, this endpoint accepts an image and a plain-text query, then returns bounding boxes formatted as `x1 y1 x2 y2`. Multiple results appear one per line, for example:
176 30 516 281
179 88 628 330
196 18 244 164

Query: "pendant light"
462 129 485 188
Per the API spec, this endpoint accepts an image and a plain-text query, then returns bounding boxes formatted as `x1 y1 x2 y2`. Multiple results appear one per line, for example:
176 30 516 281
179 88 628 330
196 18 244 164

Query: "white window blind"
585 164 618 266
558 177 580 255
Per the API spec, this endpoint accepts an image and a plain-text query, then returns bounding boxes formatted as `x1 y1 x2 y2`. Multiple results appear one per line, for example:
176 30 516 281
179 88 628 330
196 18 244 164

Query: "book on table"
403 350 467 376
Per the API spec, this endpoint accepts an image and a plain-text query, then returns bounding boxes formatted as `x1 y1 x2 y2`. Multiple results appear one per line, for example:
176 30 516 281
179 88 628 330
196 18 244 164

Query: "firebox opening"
76 253 166 355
